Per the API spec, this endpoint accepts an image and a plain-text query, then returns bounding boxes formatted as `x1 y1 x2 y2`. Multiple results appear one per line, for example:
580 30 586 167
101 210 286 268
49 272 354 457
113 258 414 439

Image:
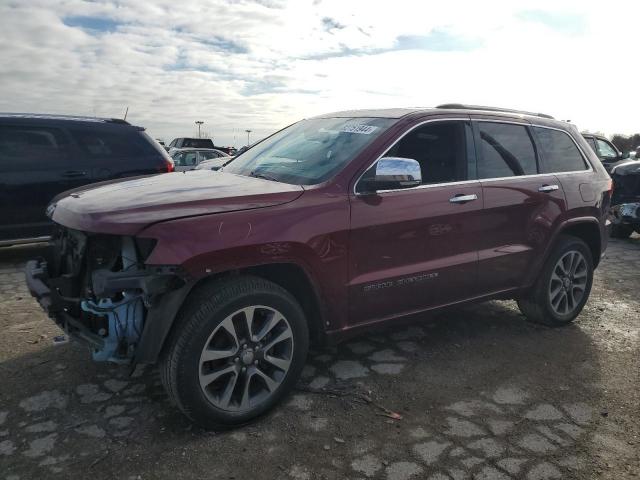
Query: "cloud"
394 30 481 52
0 0 638 147
321 16 345 32
63 15 122 33
517 9 585 35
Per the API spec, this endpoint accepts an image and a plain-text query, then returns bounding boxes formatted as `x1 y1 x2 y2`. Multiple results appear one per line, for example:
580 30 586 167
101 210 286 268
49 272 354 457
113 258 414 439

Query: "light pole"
195 121 204 138
245 129 252 146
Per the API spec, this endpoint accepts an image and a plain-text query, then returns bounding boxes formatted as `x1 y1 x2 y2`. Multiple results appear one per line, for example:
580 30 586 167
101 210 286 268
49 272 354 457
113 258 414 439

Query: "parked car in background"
167 137 215 152
609 159 640 238
0 113 173 246
27 105 612 428
214 146 237 156
582 133 630 173
194 157 230 171
170 148 229 171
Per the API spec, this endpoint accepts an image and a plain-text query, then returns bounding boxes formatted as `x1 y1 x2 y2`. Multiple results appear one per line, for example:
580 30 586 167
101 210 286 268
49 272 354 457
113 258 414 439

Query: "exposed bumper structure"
611 202 640 228
25 230 183 365
26 258 107 351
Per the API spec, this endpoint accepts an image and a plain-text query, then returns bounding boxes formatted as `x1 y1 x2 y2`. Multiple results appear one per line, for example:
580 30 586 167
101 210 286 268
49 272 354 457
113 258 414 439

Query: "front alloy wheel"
160 276 309 429
199 306 294 412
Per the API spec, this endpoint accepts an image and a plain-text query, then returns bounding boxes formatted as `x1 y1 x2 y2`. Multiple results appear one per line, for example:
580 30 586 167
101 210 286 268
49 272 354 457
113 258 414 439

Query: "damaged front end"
26 226 184 364
610 161 640 234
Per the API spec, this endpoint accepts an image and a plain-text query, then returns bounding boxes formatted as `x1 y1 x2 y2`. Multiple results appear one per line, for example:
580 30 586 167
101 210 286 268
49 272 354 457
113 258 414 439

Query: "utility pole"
245 129 252 146
195 121 204 138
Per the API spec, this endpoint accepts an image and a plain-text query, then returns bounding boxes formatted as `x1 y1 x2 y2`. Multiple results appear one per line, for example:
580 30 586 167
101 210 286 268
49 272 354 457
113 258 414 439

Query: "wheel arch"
521 217 603 291
556 218 602 268
135 261 326 366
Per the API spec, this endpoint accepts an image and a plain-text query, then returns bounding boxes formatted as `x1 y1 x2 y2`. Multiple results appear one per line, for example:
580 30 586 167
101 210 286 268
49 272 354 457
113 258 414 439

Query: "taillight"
160 158 174 173
607 178 614 194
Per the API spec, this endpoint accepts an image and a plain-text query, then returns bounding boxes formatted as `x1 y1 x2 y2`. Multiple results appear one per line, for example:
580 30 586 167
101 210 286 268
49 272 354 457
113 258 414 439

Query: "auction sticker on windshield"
341 124 379 134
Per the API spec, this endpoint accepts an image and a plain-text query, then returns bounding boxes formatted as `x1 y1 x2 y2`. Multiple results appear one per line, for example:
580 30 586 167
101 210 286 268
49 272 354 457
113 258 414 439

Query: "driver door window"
384 121 473 184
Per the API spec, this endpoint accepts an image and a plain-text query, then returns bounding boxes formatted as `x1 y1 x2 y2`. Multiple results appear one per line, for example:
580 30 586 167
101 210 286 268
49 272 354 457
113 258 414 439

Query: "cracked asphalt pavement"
0 236 639 480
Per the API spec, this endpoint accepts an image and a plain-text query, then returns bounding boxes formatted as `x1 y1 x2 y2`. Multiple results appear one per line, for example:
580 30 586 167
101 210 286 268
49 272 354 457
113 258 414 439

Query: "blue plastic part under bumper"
82 293 144 363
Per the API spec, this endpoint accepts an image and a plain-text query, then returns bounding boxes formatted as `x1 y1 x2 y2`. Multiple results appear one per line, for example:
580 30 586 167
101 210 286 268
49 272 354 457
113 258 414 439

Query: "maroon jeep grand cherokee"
26 105 612 428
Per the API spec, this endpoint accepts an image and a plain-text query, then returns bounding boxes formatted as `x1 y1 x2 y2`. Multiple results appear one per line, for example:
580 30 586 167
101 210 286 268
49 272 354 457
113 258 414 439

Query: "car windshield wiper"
249 171 279 182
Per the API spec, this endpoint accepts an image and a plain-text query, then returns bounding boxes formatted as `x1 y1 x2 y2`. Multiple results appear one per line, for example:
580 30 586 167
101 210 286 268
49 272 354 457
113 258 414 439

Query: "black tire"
159 275 309 429
517 235 594 327
610 224 633 239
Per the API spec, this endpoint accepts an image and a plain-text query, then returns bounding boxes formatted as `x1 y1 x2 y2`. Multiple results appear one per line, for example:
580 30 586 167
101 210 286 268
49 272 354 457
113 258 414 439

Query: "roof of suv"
0 112 133 125
0 113 146 133
315 104 559 123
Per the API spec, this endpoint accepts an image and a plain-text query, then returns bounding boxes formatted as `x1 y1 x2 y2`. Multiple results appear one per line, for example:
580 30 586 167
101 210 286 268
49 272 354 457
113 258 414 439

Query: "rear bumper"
25 259 105 349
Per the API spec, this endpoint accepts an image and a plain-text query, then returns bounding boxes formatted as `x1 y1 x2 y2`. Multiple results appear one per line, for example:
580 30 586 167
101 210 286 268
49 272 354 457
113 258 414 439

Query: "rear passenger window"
0 125 70 165
534 127 587 173
70 129 152 159
477 122 538 178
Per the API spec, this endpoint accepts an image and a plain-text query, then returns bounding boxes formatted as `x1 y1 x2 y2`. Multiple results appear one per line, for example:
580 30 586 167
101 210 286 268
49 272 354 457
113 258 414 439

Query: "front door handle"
61 170 87 178
449 193 478 204
538 184 559 193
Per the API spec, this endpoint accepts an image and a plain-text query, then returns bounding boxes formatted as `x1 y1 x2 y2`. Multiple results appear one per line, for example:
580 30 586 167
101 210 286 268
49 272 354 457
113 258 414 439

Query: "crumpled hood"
50 171 304 235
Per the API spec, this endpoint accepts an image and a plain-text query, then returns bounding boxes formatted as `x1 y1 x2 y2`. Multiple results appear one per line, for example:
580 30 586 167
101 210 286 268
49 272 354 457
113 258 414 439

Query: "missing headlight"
135 237 158 262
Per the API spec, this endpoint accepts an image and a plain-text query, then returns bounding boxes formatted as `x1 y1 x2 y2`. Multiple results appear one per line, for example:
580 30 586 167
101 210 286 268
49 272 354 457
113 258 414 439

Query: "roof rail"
0 113 131 125
105 118 131 125
436 103 554 120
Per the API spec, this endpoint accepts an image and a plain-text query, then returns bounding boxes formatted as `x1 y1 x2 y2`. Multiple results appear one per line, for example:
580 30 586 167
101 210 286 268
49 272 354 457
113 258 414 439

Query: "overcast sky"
0 0 638 147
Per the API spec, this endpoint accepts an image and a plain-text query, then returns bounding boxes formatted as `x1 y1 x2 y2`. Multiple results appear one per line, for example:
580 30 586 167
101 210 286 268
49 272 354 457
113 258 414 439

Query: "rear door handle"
538 184 559 193
61 170 87 178
449 193 478 204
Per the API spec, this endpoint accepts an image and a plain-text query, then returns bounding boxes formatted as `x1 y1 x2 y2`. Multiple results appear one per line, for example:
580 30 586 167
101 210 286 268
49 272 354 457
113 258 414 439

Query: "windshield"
224 117 394 185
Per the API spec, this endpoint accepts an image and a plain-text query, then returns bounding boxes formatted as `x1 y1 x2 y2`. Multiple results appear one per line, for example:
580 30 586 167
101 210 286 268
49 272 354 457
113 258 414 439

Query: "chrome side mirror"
358 157 422 193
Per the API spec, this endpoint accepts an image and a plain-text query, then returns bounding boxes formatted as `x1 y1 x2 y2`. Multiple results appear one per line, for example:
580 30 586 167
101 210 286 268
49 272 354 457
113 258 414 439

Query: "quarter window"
200 151 220 160
70 129 151 158
534 127 587 173
477 122 538 178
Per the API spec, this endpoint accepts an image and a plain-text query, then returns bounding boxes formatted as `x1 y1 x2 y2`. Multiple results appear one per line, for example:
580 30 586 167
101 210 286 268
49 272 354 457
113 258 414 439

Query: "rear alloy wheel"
518 235 594 326
547 251 588 317
160 276 309 429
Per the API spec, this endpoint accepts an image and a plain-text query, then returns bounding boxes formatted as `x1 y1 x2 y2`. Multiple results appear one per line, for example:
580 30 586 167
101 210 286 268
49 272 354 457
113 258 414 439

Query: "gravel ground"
0 236 638 480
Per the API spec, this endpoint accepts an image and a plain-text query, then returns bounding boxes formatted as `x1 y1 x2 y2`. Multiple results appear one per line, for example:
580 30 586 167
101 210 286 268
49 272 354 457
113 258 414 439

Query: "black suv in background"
0 114 174 246
582 133 629 173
